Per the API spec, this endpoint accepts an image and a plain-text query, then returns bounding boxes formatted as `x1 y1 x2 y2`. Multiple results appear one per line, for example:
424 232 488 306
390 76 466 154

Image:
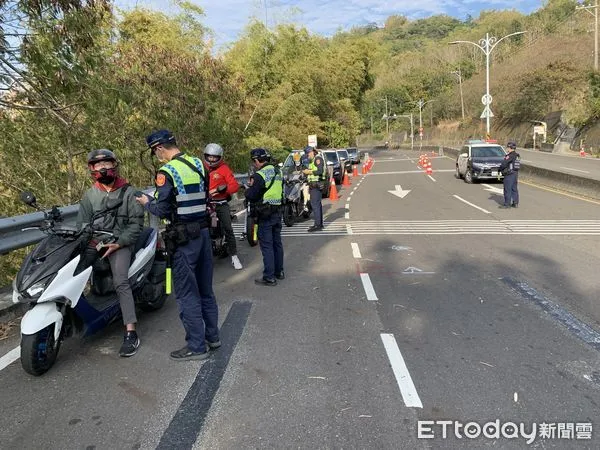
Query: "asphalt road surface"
1 149 600 449
512 148 600 181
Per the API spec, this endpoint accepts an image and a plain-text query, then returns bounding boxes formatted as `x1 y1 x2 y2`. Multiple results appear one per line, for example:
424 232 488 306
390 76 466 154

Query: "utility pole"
451 69 465 120
385 96 389 136
577 0 599 71
450 31 527 136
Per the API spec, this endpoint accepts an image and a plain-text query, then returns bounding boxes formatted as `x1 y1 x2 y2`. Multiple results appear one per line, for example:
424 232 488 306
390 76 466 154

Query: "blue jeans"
172 228 219 353
258 212 284 280
309 187 323 227
503 172 519 206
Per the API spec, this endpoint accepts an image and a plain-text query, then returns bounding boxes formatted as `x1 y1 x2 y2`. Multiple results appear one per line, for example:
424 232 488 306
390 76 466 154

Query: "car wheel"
455 165 462 179
464 169 474 184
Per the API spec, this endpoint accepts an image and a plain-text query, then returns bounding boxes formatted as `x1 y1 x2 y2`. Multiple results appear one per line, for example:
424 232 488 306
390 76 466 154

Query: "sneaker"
511 203 518 208
169 346 210 361
207 340 221 350
255 278 277 286
275 271 285 280
119 331 140 357
231 255 243 270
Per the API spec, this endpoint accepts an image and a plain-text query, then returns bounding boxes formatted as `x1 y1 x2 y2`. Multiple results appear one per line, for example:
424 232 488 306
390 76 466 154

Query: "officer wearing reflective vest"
499 140 521 209
302 146 325 232
136 129 220 362
245 148 285 286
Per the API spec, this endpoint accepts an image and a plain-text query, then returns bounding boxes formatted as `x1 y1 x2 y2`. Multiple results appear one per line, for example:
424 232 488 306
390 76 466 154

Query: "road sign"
308 134 317 148
481 94 493 105
480 105 494 119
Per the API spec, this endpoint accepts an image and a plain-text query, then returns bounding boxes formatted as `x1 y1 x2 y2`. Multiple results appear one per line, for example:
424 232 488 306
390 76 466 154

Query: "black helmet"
507 141 517 149
304 145 315 155
146 129 176 149
250 147 271 163
87 148 117 165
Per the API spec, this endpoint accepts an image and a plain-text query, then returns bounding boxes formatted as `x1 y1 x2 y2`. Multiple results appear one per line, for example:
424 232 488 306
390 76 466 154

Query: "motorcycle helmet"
507 141 517 149
87 149 119 184
250 147 271 163
204 143 224 167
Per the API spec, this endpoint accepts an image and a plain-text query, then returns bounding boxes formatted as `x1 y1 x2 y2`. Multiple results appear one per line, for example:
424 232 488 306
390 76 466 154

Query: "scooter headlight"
26 278 51 298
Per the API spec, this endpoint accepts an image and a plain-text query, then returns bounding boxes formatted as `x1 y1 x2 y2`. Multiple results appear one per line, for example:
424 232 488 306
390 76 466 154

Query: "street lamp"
449 31 527 136
416 99 436 148
450 69 465 120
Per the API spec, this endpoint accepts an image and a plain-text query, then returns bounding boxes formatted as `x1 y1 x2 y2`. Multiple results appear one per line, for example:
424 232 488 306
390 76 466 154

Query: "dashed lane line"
380 334 423 408
360 273 378 301
452 195 491 214
351 242 362 259
427 175 436 182
0 347 20 372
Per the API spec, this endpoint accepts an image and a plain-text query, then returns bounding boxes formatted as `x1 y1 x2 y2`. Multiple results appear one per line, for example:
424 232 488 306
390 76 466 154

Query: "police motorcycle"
13 191 167 376
282 171 311 227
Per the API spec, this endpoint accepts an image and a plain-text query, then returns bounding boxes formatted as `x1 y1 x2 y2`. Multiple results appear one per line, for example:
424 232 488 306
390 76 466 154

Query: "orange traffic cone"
362 164 367 174
343 172 351 186
329 178 339 201
580 148 586 157
426 163 433 175
352 165 358 177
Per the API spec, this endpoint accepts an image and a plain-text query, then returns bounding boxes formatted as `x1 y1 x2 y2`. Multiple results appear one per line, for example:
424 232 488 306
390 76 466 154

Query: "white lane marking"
345 212 350 219
381 158 413 162
427 175 436 182
345 203 350 209
560 166 590 174
452 195 491 214
369 170 455 175
520 159 532 163
380 334 423 408
346 224 353 234
0 347 20 372
482 183 504 194
351 242 362 258
360 273 378 301
348 193 353 198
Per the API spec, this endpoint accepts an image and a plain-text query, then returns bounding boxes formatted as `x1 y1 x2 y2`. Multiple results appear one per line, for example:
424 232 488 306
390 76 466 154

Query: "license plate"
491 171 498 177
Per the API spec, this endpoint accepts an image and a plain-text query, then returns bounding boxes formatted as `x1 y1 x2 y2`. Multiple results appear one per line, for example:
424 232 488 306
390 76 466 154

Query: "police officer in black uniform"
302 146 325 232
245 148 285 286
136 129 220 361
499 140 521 209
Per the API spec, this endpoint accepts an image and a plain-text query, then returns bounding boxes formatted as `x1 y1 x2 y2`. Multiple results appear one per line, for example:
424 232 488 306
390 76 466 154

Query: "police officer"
302 146 325 232
136 129 220 361
499 140 521 209
245 148 284 286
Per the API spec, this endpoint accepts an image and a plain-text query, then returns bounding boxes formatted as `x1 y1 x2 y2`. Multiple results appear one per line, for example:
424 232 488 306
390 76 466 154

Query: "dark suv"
455 141 507 183
346 147 361 164
281 150 331 197
323 150 343 185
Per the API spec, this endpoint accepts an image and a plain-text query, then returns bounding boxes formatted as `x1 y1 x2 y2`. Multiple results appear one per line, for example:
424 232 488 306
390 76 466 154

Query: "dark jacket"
500 151 520 175
77 177 145 247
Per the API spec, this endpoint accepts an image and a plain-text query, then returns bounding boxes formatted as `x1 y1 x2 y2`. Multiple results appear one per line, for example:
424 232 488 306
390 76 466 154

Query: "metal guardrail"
0 174 249 255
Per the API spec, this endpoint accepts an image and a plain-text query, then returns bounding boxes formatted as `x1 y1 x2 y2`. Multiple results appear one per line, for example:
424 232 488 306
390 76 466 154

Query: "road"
1 149 600 449
508 147 600 181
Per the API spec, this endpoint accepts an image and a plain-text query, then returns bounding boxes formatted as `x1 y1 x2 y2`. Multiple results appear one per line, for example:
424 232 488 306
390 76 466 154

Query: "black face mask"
93 168 117 185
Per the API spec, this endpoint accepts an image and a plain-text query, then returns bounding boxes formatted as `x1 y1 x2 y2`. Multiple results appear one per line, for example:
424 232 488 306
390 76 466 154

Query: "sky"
115 0 543 51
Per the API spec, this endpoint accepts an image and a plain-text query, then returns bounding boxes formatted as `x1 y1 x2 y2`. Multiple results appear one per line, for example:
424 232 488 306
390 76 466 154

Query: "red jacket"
205 161 239 201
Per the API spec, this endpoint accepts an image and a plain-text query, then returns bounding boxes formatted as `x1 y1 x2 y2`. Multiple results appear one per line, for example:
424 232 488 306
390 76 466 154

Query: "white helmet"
204 143 224 167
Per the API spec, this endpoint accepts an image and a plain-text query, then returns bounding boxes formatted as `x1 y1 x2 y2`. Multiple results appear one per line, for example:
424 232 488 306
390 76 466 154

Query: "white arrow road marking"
402 266 435 275
380 334 423 408
0 347 20 372
388 185 411 199
482 184 504 195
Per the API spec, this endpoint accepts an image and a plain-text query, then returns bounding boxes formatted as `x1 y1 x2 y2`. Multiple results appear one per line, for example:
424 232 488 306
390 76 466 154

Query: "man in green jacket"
77 149 145 357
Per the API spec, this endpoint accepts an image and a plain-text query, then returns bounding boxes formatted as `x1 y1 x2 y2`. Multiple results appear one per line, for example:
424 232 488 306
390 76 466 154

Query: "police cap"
146 129 176 149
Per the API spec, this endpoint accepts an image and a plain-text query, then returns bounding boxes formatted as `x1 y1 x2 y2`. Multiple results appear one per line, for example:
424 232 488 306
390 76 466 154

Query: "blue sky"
116 0 543 51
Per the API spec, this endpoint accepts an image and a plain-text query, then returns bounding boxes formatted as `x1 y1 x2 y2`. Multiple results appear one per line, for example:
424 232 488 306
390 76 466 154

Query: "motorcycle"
12 191 167 376
283 172 311 227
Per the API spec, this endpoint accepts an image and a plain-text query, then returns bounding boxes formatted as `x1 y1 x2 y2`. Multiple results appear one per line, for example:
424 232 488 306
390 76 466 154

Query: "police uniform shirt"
500 151 520 173
310 155 325 179
244 170 268 203
144 152 207 221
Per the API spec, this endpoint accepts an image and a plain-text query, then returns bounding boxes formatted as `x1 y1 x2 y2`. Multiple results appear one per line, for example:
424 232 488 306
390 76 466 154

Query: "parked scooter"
13 191 167 376
283 172 311 227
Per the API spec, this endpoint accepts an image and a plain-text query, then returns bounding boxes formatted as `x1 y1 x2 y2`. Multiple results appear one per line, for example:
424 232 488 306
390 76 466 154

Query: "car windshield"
324 151 339 163
347 148 357 156
337 150 349 159
472 146 505 158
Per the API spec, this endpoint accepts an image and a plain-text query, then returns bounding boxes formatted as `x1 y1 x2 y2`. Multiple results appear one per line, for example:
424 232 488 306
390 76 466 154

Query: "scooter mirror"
20 191 37 207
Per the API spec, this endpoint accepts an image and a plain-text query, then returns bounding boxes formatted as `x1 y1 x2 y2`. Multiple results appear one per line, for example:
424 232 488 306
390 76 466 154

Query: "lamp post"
449 31 527 136
450 69 465 120
416 99 435 149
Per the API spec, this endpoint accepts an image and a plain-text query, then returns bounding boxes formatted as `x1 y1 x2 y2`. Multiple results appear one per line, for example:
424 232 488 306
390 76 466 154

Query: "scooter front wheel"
283 203 295 227
21 323 62 376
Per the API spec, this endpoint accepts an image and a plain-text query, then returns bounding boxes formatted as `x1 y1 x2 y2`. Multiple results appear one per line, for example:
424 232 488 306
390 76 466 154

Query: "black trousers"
215 202 237 256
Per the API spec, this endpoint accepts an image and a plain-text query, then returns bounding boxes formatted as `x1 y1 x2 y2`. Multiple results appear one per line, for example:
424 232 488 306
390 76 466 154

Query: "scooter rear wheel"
21 323 62 376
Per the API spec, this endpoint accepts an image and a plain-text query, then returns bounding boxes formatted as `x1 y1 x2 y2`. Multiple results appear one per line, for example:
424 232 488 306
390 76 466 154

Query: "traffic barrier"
342 171 351 186
328 178 339 201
